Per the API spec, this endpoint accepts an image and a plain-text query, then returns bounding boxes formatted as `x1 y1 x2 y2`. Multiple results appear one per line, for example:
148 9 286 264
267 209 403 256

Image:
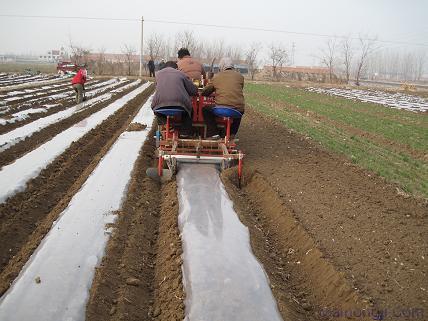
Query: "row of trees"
318 36 378 85
69 39 138 76
366 49 426 82
318 35 427 84
67 32 426 82
144 31 287 81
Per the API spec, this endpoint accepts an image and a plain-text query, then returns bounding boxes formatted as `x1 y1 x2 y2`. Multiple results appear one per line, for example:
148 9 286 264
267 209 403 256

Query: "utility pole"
139 16 144 77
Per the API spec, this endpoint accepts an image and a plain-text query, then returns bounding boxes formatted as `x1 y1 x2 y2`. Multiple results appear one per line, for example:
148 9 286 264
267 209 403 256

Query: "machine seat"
155 106 185 117
212 106 242 118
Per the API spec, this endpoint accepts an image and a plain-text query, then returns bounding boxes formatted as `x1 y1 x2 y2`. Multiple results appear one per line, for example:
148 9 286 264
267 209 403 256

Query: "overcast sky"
1 0 427 65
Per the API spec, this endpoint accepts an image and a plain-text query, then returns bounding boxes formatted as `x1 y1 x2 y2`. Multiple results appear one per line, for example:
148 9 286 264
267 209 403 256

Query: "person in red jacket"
71 66 87 103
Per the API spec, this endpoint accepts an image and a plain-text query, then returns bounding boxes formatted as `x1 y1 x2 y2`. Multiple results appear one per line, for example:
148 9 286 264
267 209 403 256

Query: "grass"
245 83 428 198
0 63 57 74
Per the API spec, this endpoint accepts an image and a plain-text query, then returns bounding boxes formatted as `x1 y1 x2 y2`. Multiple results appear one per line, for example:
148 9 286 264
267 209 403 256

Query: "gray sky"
1 0 427 65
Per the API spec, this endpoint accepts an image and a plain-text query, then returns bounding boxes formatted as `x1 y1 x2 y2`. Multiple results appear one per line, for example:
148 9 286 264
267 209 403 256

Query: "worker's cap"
219 57 234 71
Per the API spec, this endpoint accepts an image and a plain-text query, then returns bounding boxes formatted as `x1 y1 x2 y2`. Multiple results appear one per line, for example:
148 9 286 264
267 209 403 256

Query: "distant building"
39 47 67 63
0 54 16 63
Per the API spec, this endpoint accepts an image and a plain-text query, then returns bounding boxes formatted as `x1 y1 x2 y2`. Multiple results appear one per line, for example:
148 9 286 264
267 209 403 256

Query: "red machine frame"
151 92 244 185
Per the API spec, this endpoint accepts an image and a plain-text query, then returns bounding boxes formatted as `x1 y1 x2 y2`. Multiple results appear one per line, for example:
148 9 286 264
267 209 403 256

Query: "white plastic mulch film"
177 164 283 321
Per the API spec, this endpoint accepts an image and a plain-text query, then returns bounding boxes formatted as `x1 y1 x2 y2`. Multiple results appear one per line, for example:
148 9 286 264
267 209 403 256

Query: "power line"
1 14 428 47
0 14 137 22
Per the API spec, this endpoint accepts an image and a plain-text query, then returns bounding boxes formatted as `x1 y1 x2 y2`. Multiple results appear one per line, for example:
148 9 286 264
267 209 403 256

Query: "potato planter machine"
146 92 244 185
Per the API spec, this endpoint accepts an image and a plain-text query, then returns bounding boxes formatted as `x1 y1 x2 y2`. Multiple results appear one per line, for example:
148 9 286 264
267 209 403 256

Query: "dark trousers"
155 113 193 136
149 69 155 77
202 106 242 137
72 83 85 103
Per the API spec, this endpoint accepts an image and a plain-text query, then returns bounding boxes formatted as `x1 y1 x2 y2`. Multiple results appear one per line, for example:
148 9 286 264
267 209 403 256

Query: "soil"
0 81 139 168
0 79 129 135
127 122 147 131
0 84 154 296
1 79 426 320
86 128 184 321
229 107 427 319
87 104 426 321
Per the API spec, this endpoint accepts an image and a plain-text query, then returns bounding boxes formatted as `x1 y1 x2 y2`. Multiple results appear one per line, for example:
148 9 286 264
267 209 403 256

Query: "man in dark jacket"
147 59 155 77
151 61 198 135
201 57 245 137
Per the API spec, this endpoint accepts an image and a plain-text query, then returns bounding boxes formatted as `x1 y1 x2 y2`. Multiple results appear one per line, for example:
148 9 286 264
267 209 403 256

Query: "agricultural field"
0 74 426 321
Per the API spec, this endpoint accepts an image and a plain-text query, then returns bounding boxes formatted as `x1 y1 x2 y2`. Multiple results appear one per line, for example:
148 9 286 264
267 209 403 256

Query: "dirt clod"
125 277 141 287
127 123 147 131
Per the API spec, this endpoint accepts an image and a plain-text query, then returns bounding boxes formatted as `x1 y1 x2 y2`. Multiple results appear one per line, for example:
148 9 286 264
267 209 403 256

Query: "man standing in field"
71 65 87 104
147 59 155 77
177 48 206 81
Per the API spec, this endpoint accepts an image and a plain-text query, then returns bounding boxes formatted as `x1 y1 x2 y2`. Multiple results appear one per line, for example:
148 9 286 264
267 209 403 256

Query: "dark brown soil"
0 84 154 296
86 127 161 321
127 122 147 131
1 80 426 321
0 79 130 135
0 81 139 168
151 181 185 321
86 132 184 321
229 107 427 319
0 79 71 110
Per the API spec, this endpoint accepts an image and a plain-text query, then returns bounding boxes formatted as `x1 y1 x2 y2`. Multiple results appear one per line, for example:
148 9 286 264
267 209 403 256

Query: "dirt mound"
223 168 371 320
234 107 427 318
86 130 184 321
0 82 144 168
127 122 147 131
0 86 154 296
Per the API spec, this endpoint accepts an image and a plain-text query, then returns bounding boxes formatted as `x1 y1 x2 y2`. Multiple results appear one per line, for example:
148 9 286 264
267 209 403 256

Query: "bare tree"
145 33 164 61
122 44 136 76
268 43 289 81
69 38 91 65
341 37 353 83
175 30 203 58
415 50 426 81
245 42 261 80
225 45 242 61
204 39 225 61
96 47 106 75
355 35 378 86
159 36 174 60
319 38 337 83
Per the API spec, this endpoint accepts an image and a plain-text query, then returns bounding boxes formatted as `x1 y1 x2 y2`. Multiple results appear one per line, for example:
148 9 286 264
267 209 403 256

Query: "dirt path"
0 85 154 296
232 107 427 319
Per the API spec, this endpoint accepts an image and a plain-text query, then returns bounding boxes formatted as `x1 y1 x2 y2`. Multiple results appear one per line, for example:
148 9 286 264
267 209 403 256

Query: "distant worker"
71 65 87 104
158 59 166 71
177 48 206 81
151 61 198 136
147 59 155 77
201 57 245 138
